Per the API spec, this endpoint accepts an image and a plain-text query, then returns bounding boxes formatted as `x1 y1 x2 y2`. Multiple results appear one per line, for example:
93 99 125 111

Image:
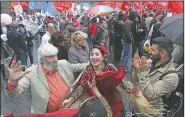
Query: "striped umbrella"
87 5 115 14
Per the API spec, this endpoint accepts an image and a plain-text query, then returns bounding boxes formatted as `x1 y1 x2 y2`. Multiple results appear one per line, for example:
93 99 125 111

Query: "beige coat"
4 60 87 114
132 59 179 117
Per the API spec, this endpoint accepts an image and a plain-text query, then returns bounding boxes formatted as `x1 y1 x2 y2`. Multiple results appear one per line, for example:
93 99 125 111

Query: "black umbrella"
159 13 183 47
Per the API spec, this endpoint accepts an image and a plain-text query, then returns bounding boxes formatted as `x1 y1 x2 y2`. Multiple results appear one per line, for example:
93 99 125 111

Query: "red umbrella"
167 1 183 15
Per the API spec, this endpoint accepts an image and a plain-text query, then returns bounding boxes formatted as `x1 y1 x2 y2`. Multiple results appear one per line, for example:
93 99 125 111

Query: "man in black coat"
149 15 165 40
132 16 147 57
18 24 34 66
7 23 27 66
113 11 124 61
121 11 136 72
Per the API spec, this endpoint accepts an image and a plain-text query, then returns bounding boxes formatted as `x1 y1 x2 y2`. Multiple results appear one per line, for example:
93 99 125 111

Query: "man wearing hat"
132 37 179 117
18 24 34 66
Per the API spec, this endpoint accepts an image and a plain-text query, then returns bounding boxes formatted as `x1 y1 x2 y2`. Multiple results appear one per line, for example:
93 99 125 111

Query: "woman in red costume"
62 44 124 117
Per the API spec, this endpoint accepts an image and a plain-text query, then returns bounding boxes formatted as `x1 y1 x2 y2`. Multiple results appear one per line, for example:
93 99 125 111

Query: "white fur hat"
37 43 58 63
1 34 8 41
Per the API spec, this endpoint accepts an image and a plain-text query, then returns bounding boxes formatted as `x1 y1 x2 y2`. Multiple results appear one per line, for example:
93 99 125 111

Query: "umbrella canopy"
159 13 183 47
167 1 183 15
87 5 115 14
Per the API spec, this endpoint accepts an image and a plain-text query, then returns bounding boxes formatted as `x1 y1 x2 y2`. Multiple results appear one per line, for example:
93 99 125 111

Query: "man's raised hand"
6 60 31 85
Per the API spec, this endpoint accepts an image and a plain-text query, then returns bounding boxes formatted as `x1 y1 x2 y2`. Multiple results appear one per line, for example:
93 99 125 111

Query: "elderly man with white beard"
4 43 88 114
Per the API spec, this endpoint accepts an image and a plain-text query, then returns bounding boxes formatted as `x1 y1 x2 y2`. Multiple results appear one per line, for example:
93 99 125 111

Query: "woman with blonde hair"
68 31 89 64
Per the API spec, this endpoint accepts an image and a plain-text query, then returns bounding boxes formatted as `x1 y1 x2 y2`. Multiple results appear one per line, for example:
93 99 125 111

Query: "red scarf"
78 64 124 117
90 23 97 36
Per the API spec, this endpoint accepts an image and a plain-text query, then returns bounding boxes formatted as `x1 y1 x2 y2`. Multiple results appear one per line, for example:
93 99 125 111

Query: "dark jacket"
132 21 147 42
113 20 124 38
107 18 114 34
7 29 27 54
123 19 134 43
151 22 163 39
1 27 11 59
149 18 157 30
91 26 105 45
21 31 34 46
1 40 9 59
0 27 2 35
49 32 69 60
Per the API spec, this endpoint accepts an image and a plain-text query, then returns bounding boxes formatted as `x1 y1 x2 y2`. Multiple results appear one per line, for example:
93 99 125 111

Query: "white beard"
43 62 58 71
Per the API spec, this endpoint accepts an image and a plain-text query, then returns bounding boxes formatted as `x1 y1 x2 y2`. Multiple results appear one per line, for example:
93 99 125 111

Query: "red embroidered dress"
67 64 124 117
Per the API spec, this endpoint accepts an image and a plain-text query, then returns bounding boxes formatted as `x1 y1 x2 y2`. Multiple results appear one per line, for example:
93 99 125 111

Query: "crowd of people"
1 7 184 117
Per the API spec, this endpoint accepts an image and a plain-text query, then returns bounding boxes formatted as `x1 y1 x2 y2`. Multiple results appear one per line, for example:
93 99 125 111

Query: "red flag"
133 2 140 10
20 2 29 10
10 1 29 11
53 2 72 12
139 6 145 14
147 2 154 9
120 2 130 11
10 2 19 11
